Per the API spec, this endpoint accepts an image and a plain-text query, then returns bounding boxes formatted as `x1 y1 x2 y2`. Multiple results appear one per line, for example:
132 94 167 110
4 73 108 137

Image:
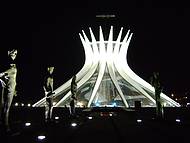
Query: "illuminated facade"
33 26 180 108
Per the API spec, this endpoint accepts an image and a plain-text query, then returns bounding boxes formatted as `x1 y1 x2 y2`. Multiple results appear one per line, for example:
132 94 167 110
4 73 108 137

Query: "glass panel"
115 69 155 107
91 65 125 107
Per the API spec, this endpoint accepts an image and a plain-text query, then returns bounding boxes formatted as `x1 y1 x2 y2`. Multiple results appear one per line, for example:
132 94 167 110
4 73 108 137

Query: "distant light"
21 103 24 106
176 119 181 122
88 116 93 119
95 102 100 107
77 102 83 107
112 102 117 107
109 113 113 116
15 103 19 106
187 103 190 105
175 98 178 101
71 123 77 127
137 119 142 123
96 14 116 18
55 116 59 120
27 103 31 107
171 93 174 97
37 135 46 140
25 122 31 126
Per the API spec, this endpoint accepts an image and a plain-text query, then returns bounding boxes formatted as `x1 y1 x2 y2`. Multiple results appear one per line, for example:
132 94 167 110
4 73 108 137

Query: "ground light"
176 119 181 123
88 116 93 119
37 135 46 140
25 122 31 127
71 123 77 127
137 119 142 123
55 116 59 120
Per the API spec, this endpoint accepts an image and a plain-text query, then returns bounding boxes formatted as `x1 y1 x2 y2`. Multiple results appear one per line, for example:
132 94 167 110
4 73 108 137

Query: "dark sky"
0 3 190 104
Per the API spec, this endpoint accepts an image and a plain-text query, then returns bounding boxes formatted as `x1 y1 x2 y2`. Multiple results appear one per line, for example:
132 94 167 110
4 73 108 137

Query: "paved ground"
0 107 190 143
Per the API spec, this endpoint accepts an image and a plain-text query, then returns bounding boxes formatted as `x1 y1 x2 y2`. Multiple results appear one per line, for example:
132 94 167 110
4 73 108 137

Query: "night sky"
0 3 190 104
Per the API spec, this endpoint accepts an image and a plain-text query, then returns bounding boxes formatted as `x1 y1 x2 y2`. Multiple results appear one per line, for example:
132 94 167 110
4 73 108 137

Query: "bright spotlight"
55 116 59 120
37 135 46 140
137 119 142 123
88 116 93 119
27 103 31 107
176 119 181 122
71 123 77 127
25 122 31 126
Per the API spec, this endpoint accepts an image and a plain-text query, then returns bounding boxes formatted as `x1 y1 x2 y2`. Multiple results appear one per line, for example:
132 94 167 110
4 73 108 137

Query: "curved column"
87 26 107 107
106 26 129 107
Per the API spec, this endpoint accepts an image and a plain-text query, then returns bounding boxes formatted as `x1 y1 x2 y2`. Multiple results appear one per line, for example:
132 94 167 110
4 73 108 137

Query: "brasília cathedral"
33 26 180 108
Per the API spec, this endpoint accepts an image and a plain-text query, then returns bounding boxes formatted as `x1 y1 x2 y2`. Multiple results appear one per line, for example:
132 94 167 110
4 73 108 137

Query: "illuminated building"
33 26 180 108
